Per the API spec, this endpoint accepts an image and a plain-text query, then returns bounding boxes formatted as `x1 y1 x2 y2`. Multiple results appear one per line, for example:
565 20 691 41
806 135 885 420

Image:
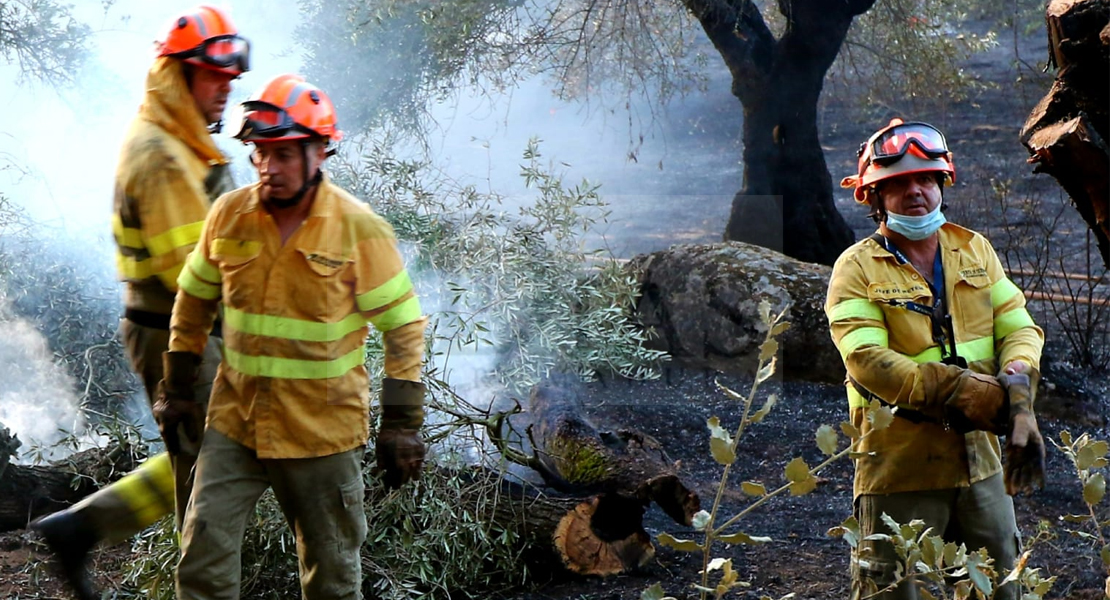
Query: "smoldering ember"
0 1 1107 600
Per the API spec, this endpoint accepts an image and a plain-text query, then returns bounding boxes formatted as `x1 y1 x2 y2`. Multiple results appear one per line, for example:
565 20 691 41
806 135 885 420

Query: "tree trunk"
1020 0 1110 266
685 0 875 266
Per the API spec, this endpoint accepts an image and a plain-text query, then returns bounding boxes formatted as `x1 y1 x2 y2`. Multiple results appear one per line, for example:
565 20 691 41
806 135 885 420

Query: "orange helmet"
232 74 344 144
157 5 249 76
841 118 955 204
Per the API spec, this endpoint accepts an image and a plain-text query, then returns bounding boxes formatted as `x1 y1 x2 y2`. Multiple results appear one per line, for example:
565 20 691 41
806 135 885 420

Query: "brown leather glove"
942 370 1008 434
999 367 1045 495
153 351 204 455
376 379 426 489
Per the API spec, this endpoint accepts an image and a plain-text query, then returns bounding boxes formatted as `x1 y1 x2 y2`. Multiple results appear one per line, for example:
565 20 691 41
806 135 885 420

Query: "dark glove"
153 351 204 455
376 378 427 489
999 368 1046 495
942 370 1008 434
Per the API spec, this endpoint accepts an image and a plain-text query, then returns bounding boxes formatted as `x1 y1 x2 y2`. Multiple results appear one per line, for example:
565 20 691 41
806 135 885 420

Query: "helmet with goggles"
841 118 955 204
157 5 249 77
232 74 343 145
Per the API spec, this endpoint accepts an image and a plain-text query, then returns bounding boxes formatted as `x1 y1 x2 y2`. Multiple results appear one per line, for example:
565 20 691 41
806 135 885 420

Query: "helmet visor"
174 34 250 73
233 101 318 141
869 122 948 166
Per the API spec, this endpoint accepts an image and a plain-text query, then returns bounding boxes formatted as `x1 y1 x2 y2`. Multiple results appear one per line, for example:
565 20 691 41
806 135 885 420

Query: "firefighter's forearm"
382 316 428 382
169 289 218 354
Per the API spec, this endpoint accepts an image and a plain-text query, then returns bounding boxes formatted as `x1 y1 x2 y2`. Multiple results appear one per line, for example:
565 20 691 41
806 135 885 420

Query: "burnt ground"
2 10 1109 600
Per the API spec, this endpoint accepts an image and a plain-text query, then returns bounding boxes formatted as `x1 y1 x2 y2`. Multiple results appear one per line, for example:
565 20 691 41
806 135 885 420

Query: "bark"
1020 0 1110 266
684 0 874 266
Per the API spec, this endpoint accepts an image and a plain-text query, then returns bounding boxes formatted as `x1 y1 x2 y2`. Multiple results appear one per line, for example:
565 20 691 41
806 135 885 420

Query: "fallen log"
1020 0 1110 266
0 437 143 532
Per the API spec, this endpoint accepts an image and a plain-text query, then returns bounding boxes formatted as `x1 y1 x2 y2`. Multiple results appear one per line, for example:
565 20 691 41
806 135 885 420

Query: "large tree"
298 0 993 265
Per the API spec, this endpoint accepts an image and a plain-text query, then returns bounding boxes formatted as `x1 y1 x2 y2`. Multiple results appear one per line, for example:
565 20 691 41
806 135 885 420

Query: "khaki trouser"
72 320 221 542
850 473 1020 600
176 428 368 600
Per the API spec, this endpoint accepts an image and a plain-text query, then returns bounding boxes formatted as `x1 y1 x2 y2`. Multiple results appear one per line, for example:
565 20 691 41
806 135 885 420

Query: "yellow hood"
138 58 227 165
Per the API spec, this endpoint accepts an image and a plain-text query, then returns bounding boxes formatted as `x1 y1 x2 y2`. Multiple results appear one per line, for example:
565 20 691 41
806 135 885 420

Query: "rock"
630 242 844 384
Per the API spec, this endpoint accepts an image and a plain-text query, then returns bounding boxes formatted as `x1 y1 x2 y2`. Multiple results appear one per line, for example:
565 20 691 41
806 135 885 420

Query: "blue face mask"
885 204 946 240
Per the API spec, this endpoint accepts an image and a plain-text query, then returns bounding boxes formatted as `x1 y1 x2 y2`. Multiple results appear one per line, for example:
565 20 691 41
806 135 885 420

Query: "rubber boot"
30 508 100 600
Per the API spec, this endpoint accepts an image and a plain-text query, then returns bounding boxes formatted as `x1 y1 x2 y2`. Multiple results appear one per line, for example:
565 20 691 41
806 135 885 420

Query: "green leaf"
1083 473 1106 505
867 401 895 431
965 552 993 596
756 358 777 383
827 516 860 549
718 531 772 545
1102 544 1110 567
770 321 791 337
1060 430 1073 447
750 394 778 424
1078 441 1108 470
785 457 811 483
840 421 860 439
759 339 779 362
692 510 711 531
741 481 767 497
816 424 838 456
640 583 670 600
758 299 771 325
707 416 736 465
656 532 701 552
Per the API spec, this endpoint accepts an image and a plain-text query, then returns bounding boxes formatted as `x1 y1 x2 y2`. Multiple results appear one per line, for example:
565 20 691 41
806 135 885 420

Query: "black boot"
30 508 100 600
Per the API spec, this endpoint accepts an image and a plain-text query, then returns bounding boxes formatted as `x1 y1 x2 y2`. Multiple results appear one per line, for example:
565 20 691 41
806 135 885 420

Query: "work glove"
941 369 1008 435
998 363 1046 495
153 351 204 456
375 378 426 489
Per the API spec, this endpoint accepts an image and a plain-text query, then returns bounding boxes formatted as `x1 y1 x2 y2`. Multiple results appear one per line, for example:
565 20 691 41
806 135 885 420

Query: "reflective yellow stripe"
211 237 262 257
838 327 888 360
112 214 144 249
179 267 221 300
991 278 1022 308
146 221 204 257
224 345 365 379
114 453 175 529
995 308 1035 341
828 299 883 323
187 248 220 283
116 253 183 281
847 385 868 409
224 306 366 342
357 270 414 312
369 296 422 332
909 336 995 364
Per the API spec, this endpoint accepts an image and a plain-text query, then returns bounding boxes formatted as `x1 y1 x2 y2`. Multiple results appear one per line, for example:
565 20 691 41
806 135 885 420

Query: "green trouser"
176 429 368 600
850 473 1020 600
70 320 221 543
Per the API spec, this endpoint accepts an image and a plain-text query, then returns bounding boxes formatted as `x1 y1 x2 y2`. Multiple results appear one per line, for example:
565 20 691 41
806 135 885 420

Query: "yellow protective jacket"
113 57 234 314
825 223 1043 497
169 175 427 459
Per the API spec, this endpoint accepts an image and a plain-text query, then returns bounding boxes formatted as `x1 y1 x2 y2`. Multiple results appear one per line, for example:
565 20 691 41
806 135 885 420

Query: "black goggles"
233 101 318 141
172 34 250 73
864 122 948 167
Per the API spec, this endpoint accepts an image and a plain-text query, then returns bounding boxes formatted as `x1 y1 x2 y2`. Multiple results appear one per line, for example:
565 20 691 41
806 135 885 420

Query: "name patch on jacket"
304 252 346 269
866 282 930 301
959 267 989 280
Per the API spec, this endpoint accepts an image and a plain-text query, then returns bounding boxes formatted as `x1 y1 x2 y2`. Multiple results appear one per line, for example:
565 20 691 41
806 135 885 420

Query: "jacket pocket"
954 269 993 341
211 238 262 268
294 248 354 320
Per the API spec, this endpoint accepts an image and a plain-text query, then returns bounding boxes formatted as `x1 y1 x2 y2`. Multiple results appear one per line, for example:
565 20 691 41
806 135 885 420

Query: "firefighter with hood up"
164 74 428 598
828 118 1046 599
31 6 249 599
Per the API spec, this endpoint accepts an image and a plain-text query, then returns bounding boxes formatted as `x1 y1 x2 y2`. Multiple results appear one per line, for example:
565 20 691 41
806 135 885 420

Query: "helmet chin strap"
267 142 322 209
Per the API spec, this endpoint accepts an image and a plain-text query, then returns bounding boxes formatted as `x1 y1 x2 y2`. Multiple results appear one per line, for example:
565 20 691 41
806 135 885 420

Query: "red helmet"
232 74 344 144
157 5 249 77
841 118 955 204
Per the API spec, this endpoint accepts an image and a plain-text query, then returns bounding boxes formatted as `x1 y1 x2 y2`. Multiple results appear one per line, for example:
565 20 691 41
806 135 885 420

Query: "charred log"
1021 0 1110 266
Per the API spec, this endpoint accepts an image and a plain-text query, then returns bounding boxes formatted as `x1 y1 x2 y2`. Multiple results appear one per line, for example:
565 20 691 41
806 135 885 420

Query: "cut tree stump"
489 377 701 575
1020 0 1110 266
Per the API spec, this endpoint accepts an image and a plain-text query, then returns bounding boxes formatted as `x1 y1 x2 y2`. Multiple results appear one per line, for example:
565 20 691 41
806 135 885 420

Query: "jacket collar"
867 221 975 260
138 57 227 166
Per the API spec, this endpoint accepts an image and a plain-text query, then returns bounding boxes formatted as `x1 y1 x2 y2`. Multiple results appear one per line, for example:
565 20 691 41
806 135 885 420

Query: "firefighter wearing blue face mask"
830 119 1046 600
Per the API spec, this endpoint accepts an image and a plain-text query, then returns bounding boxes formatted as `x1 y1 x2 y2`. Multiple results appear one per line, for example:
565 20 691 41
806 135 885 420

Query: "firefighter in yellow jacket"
161 74 428 599
828 119 1046 600
31 7 249 599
